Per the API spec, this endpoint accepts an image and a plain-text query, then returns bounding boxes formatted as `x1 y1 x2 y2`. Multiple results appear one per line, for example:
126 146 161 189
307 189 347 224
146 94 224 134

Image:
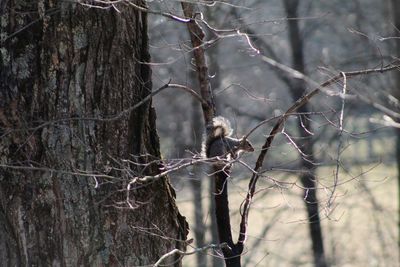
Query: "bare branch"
78 0 191 23
153 243 228 267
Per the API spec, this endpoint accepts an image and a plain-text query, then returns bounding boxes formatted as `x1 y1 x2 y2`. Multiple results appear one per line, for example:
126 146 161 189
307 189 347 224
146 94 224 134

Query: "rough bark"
283 0 328 266
0 1 187 266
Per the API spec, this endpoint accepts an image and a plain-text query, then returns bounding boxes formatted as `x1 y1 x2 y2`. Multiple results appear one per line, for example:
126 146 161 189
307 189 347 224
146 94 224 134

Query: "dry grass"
177 162 398 267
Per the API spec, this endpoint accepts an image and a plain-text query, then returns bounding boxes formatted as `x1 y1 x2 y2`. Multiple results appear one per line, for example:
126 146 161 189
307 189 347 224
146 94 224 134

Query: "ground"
177 162 398 267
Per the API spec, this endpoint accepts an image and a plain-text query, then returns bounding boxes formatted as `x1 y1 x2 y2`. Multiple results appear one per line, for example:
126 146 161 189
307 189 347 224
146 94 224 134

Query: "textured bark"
0 1 187 266
180 2 215 125
283 1 327 266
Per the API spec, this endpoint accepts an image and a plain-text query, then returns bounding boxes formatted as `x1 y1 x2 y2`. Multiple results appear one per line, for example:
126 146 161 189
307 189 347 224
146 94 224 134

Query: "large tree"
0 1 187 266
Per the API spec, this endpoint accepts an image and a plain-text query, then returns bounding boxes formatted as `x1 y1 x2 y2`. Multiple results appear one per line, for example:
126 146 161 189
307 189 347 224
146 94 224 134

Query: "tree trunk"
283 1 327 266
214 175 241 267
207 35 224 267
0 1 187 266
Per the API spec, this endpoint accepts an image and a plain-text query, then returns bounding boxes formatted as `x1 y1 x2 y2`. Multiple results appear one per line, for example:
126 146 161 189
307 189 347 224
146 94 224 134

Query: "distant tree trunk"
390 0 400 249
0 1 187 266
190 97 207 267
283 1 328 266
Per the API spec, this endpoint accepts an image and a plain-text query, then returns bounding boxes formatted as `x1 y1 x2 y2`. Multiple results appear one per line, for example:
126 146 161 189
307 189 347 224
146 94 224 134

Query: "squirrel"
201 116 254 161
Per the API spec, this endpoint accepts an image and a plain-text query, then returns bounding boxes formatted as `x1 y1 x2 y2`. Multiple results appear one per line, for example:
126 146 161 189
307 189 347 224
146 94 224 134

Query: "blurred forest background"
148 0 398 266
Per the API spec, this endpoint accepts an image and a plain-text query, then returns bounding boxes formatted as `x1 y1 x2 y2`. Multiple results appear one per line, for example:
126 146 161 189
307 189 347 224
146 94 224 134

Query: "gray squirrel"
202 116 254 160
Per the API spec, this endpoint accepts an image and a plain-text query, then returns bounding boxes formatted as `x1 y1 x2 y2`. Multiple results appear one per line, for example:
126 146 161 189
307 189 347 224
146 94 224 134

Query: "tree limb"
181 2 215 124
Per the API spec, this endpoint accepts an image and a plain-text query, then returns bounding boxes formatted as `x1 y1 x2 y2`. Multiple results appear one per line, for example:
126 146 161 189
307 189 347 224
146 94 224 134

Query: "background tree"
0 1 187 265
282 1 327 266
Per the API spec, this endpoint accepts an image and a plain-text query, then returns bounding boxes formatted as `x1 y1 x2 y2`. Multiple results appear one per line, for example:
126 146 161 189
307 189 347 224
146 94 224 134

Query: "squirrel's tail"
210 116 233 137
201 116 233 158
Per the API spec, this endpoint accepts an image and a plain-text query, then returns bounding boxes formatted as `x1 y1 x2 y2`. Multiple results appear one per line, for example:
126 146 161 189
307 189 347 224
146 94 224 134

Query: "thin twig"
153 243 228 267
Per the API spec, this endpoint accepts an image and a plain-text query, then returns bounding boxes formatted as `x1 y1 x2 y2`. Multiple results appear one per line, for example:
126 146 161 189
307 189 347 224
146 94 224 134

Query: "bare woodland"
0 0 399 266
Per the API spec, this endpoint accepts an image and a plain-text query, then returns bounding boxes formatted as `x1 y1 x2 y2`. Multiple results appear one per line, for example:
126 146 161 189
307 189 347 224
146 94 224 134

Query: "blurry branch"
153 242 228 267
231 8 294 88
152 82 208 107
237 62 400 245
370 115 400 128
352 87 400 121
259 52 400 119
234 109 335 140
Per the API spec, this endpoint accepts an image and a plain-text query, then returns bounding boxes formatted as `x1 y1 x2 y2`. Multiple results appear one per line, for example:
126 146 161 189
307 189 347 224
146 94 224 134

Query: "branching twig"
153 243 228 267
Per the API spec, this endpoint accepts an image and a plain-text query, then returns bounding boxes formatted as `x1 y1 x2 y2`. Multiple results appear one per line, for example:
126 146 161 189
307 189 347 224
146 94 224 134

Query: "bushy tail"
201 116 233 158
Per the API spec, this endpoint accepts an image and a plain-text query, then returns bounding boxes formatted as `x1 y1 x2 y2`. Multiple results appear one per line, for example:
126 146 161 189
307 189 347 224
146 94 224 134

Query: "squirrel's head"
239 138 254 153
